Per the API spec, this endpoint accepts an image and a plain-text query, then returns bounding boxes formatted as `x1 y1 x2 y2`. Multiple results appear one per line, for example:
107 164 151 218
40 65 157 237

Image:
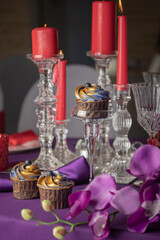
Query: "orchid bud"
53 226 66 239
42 200 52 212
21 209 33 220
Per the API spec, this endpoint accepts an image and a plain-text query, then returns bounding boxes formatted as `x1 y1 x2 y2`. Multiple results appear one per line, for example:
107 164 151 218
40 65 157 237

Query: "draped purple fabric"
58 156 89 184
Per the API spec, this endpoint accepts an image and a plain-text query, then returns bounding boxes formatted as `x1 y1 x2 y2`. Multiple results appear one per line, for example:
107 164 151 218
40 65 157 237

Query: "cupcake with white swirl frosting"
37 170 74 209
10 160 41 199
75 83 110 118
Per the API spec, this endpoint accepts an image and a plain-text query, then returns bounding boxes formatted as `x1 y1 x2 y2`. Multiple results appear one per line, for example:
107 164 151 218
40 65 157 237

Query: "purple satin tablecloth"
0 138 160 240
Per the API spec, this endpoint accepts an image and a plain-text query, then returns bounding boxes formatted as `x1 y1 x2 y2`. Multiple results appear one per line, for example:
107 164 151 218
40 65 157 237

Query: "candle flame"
119 0 123 14
59 50 63 55
44 24 47 28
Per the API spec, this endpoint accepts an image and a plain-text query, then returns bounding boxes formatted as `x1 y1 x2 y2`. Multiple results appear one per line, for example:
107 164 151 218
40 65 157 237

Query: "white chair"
17 80 38 134
66 64 98 138
0 56 39 134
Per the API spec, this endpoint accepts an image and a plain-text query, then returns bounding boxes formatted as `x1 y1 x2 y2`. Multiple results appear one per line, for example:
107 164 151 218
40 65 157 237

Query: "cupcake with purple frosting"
37 170 74 209
10 160 41 199
75 83 110 118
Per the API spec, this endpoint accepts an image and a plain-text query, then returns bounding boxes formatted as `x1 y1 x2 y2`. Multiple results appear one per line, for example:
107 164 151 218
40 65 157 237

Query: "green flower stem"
33 217 73 226
59 220 73 226
109 211 119 223
32 218 58 226
84 208 92 214
32 216 88 233
51 210 60 221
67 221 88 233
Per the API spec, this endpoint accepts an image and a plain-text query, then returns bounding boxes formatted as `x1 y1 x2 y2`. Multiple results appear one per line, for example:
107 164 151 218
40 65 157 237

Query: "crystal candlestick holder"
27 54 63 170
72 106 113 182
53 119 78 164
86 51 116 171
86 51 117 89
104 84 135 184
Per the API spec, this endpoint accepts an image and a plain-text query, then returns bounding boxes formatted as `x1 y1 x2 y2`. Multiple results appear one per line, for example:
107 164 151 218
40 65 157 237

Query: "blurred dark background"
0 0 160 140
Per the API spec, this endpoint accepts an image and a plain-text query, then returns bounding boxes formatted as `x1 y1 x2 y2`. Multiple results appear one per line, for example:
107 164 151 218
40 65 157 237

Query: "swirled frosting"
37 170 74 189
10 160 41 180
75 83 109 101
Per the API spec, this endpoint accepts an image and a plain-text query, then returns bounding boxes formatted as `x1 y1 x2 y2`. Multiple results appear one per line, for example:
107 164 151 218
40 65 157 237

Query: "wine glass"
143 72 160 84
142 72 160 144
131 83 160 143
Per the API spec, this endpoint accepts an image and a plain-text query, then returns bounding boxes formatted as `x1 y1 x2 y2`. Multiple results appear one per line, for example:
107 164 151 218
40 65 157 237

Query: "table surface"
0 138 160 240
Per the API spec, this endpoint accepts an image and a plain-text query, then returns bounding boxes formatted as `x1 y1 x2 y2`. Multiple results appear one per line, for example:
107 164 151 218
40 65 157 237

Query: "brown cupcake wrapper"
76 99 110 119
38 184 74 209
11 177 39 200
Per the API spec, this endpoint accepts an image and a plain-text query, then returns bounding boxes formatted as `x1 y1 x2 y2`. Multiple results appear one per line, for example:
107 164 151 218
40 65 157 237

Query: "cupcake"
75 83 110 119
37 170 74 209
10 160 41 200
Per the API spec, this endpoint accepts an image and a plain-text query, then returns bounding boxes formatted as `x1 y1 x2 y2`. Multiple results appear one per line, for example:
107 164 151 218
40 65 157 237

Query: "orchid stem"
33 216 88 233
84 208 92 214
33 217 74 227
109 211 119 223
51 210 60 221
32 218 58 226
67 221 88 233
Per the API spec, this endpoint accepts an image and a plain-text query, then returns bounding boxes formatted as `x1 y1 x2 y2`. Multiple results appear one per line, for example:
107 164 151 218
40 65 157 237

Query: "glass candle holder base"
34 147 63 170
96 142 115 175
128 141 143 158
103 155 135 184
97 119 115 173
75 139 88 160
53 119 78 164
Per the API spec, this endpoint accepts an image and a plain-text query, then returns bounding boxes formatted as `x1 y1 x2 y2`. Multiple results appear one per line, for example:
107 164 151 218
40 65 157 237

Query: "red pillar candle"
91 1 116 55
116 15 128 85
55 60 67 122
32 26 59 59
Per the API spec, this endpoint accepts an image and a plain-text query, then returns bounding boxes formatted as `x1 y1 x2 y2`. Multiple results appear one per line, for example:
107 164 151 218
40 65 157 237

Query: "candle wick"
118 9 123 16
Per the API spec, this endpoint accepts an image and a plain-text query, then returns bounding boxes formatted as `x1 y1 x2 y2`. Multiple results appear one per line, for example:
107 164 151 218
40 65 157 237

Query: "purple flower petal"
129 145 160 180
140 179 160 202
88 211 110 240
67 190 92 219
110 186 140 215
68 190 91 207
86 174 117 211
127 207 159 233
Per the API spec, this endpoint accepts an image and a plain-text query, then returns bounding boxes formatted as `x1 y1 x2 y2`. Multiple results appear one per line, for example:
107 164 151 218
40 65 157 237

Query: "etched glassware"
27 54 63 170
143 72 160 84
104 84 135 184
53 119 78 164
131 83 160 141
142 72 160 144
